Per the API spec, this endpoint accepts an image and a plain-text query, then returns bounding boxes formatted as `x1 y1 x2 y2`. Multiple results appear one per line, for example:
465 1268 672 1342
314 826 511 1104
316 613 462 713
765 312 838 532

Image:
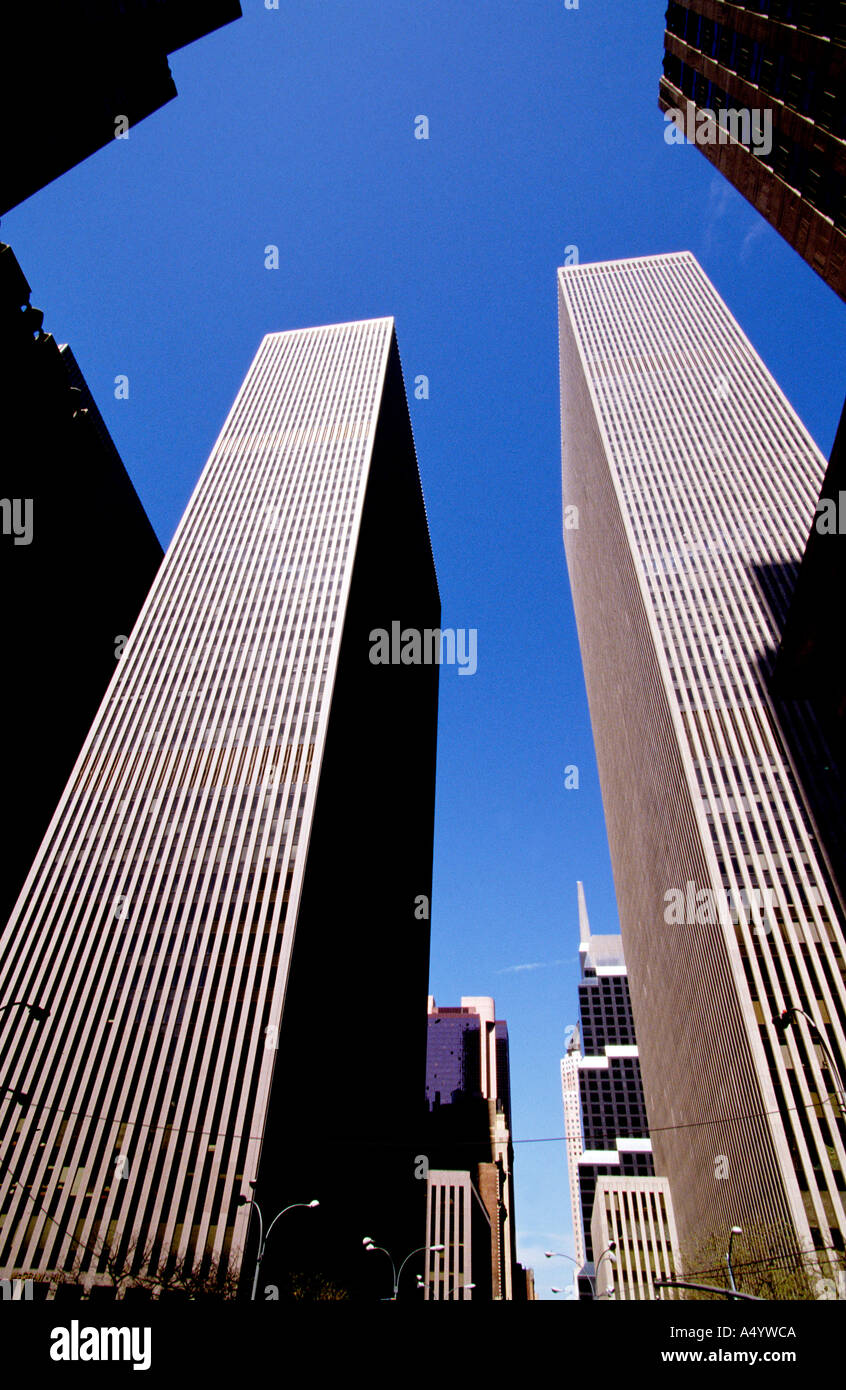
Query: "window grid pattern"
424 1172 479 1301
561 1037 586 1267
0 318 395 1287
559 252 846 1266
658 2 846 296
592 1177 681 1302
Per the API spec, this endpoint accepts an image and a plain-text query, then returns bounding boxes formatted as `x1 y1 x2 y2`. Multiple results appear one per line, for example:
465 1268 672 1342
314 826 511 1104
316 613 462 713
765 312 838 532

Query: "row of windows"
666 1 846 58
664 60 846 227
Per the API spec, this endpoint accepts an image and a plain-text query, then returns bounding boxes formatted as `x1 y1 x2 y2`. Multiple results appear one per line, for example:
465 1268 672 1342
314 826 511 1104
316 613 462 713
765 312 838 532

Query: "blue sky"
5 2 844 1299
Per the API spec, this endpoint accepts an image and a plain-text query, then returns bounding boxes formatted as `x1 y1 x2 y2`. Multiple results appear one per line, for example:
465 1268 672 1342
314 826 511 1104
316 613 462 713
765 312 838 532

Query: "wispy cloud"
496 959 569 974
740 219 768 262
703 174 732 255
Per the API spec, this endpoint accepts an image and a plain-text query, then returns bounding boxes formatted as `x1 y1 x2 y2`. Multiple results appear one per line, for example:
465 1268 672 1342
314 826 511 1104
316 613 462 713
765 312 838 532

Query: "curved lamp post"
595 1243 617 1300
544 1249 594 1299
448 1279 475 1300
775 1008 846 1120
238 1193 319 1300
363 1237 444 1300
727 1225 742 1294
415 1268 473 1299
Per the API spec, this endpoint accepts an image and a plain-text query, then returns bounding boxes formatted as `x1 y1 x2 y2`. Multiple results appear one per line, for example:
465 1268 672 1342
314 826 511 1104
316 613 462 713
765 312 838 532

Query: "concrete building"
558 251 846 1284
0 318 440 1298
659 1 846 300
424 1171 491 1301
591 1176 682 1301
2 2 242 215
424 997 520 1299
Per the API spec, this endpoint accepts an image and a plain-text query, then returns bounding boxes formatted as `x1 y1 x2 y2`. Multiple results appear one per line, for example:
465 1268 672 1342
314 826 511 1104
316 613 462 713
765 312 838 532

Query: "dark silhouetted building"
0 242 163 927
774 394 846 895
1 2 242 215
423 997 521 1299
659 2 846 300
514 1263 536 1300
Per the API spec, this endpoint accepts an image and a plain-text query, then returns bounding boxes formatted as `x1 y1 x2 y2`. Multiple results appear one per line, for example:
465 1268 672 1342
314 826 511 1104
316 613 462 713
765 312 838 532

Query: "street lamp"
238 1194 319 1300
727 1226 742 1295
544 1249 595 1298
775 1008 846 1119
363 1237 444 1300
595 1243 617 1300
409 1269 475 1301
448 1279 475 1300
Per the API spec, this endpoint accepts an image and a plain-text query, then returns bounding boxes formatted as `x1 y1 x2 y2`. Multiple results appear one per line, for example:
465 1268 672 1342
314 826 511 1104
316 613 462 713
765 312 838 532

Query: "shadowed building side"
423 997 520 1299
772 395 846 898
0 242 163 929
248 337 440 1300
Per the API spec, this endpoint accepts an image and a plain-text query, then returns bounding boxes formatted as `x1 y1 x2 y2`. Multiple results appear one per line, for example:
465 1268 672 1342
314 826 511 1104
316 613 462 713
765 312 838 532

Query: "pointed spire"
577 880 591 945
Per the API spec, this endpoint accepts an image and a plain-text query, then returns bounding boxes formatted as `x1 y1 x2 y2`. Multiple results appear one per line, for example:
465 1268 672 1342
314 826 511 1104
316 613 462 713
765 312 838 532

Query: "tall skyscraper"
0 318 440 1298
423 997 518 1299
560 884 654 1298
2 1 242 215
561 1027 585 1269
659 2 846 301
558 252 846 1283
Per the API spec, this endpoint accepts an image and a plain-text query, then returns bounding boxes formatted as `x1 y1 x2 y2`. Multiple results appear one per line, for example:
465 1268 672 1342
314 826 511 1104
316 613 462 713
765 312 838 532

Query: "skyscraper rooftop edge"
258 315 396 343
252 317 439 600
558 250 697 276
558 251 830 470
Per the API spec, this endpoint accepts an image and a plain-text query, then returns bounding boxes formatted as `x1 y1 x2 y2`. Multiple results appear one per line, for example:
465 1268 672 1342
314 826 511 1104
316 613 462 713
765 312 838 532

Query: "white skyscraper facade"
0 318 440 1296
558 252 846 1282
560 1030 585 1269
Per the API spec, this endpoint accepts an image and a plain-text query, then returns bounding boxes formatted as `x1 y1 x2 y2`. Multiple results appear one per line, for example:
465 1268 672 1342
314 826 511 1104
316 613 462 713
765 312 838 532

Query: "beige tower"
559 251 846 1288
